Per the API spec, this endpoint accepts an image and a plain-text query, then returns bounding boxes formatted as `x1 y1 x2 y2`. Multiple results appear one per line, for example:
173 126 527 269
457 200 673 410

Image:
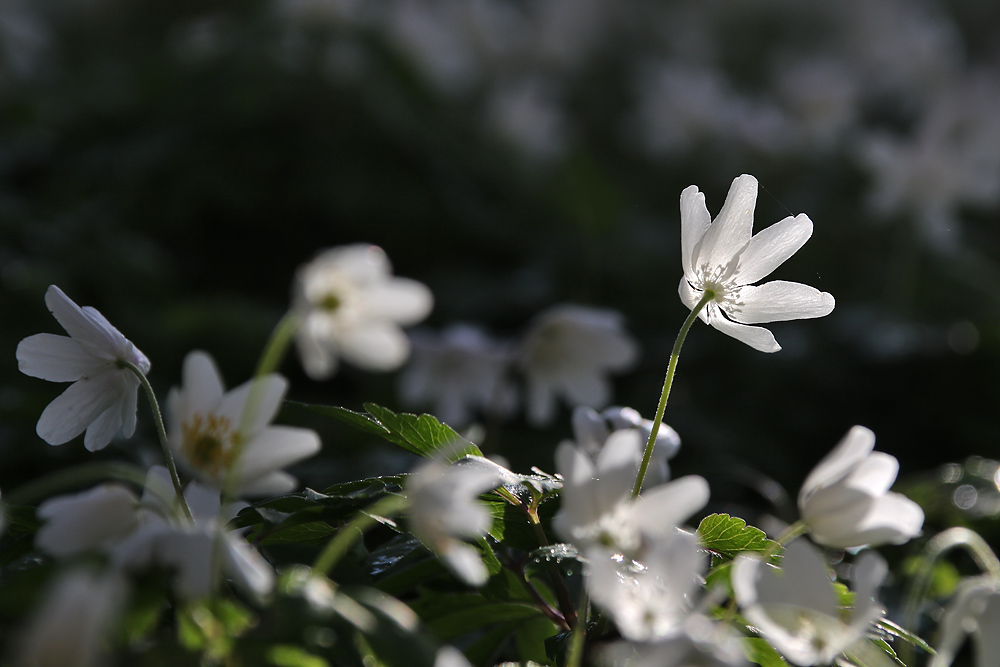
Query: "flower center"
318 292 342 312
181 413 241 478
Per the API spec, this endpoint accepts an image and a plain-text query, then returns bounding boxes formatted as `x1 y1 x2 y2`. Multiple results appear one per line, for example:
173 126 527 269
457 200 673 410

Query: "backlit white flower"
293 244 433 380
932 576 1000 667
167 350 321 497
34 483 141 558
517 304 638 426
572 406 681 489
799 425 923 549
405 458 500 586
113 468 274 600
16 285 151 451
679 175 835 353
553 429 708 556
732 539 886 666
9 568 127 667
398 324 517 428
587 531 705 642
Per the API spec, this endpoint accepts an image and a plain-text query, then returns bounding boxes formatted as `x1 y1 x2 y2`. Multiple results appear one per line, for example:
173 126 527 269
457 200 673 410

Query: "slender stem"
526 507 579 629
565 585 589 667
223 310 301 503
313 495 408 577
123 361 192 521
632 291 714 498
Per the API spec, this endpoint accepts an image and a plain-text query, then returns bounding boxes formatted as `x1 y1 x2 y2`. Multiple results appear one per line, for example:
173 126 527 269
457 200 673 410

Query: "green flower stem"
124 361 193 521
3 461 149 507
224 310 301 503
565 586 589 667
313 494 408 577
901 526 1000 665
632 290 714 498
526 506 579 630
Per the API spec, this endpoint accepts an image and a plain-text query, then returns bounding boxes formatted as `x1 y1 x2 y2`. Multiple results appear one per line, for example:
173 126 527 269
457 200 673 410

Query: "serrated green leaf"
742 637 790 667
364 403 482 460
291 401 481 461
698 514 778 558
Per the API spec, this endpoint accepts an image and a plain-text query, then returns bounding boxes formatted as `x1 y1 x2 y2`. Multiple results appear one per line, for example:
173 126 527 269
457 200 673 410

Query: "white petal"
365 279 434 325
559 370 611 410
732 214 813 286
177 351 226 417
708 311 780 352
841 452 899 495
120 380 140 439
555 440 596 487
339 322 410 371
631 475 709 535
296 325 339 380
728 281 835 325
692 175 758 274
236 426 321 486
799 426 876 506
239 471 298 496
524 375 556 426
44 286 125 359
679 185 711 278
223 532 275 597
16 334 99 382
678 278 711 324
850 493 924 547
83 399 126 452
36 371 121 446
443 541 488 586
217 374 288 438
35 484 140 557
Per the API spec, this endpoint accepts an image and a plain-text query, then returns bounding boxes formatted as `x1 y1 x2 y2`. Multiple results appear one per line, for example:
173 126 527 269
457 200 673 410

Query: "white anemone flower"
932 576 1000 667
799 425 924 549
9 568 127 667
572 406 681 489
553 429 708 556
16 285 151 451
586 530 706 642
112 466 275 600
679 175 835 353
517 304 639 426
405 458 501 587
732 539 887 666
398 324 518 428
293 244 434 380
167 350 321 497
34 483 141 558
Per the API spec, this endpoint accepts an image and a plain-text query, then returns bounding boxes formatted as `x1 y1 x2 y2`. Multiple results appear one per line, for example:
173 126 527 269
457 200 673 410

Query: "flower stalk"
313 494 408 577
123 361 193 521
632 290 714 498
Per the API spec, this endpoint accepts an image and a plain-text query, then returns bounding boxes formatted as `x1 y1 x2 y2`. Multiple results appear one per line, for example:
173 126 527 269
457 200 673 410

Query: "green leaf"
844 638 904 667
742 637 790 667
524 543 583 581
874 618 935 655
267 645 331 667
425 601 544 639
290 401 481 461
698 514 778 558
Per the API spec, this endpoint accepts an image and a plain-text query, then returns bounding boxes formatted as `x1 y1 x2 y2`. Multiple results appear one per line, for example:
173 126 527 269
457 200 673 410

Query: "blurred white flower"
553 429 708 555
34 483 141 558
798 425 923 549
572 405 681 488
405 458 500 586
113 466 275 600
517 304 638 426
732 539 886 666
679 175 835 353
9 568 127 667
932 576 1000 667
167 350 321 497
587 531 705 642
16 285 151 451
435 645 474 667
857 74 1000 250
398 324 517 428
293 244 433 380
598 616 748 667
